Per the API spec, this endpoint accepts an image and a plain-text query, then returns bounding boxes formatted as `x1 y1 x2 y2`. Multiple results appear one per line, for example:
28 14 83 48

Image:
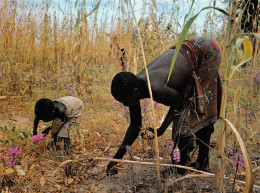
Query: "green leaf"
86 0 101 17
124 0 129 6
235 37 246 48
184 0 195 24
238 0 249 23
138 19 143 28
151 0 157 10
227 51 236 77
233 88 240 114
75 0 101 27
240 38 253 65
229 33 260 48
228 38 253 82
252 33 260 40
166 6 228 83
5 167 15 175
75 10 81 27
16 169 26 176
75 0 79 8
22 131 28 139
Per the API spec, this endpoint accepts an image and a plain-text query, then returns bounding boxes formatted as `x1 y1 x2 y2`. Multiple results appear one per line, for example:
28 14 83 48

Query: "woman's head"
111 72 140 105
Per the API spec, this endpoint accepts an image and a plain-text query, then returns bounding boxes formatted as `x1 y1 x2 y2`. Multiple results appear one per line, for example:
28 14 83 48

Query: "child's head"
35 98 55 122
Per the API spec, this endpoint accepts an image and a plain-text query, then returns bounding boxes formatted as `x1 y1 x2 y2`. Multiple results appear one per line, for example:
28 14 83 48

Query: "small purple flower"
253 70 260 84
8 159 15 165
172 148 180 162
144 117 149 121
225 145 233 155
143 102 148 111
154 101 159 107
87 86 92 93
111 100 120 110
232 153 244 171
110 100 114 106
165 140 174 149
239 154 244 162
7 147 21 165
7 147 20 156
77 86 83 95
31 134 45 143
125 145 131 152
125 145 133 160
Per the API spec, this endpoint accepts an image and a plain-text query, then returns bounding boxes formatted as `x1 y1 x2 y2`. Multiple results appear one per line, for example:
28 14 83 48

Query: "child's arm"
41 126 52 136
33 117 40 135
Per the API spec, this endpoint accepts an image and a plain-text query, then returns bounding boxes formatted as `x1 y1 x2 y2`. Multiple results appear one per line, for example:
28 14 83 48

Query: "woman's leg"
191 124 214 171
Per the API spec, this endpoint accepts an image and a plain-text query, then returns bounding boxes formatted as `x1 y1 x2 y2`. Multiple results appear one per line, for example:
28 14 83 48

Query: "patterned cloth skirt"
171 37 222 137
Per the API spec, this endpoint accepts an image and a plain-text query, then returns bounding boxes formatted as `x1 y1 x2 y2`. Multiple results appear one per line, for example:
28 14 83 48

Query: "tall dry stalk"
214 0 256 191
213 1 238 190
128 1 162 191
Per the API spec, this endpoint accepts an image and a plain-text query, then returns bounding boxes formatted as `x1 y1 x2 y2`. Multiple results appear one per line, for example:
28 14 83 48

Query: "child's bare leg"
64 137 71 155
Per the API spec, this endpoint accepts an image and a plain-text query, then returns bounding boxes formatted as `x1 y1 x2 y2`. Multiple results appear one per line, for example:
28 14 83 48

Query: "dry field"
0 0 259 192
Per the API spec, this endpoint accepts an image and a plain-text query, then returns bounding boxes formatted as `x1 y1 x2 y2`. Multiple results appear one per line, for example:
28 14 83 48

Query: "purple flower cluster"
125 145 131 152
164 140 180 162
110 100 120 110
232 153 244 171
254 70 260 84
225 145 233 155
172 148 181 162
31 134 45 143
142 99 159 111
125 145 133 160
7 147 21 165
165 140 174 149
67 82 84 95
143 101 148 111
87 86 92 93
77 86 83 95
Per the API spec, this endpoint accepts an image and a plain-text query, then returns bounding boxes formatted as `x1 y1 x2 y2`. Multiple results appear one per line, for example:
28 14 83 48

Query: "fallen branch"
92 157 212 174
50 156 259 190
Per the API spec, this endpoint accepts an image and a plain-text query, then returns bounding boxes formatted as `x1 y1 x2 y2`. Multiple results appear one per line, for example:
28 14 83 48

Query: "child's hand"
41 126 52 136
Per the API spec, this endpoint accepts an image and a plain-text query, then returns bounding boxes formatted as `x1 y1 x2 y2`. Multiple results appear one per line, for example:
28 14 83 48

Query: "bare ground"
0 99 259 193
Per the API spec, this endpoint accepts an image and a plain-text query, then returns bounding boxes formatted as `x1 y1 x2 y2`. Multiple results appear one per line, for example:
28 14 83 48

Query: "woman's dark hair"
111 72 139 101
34 98 54 118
